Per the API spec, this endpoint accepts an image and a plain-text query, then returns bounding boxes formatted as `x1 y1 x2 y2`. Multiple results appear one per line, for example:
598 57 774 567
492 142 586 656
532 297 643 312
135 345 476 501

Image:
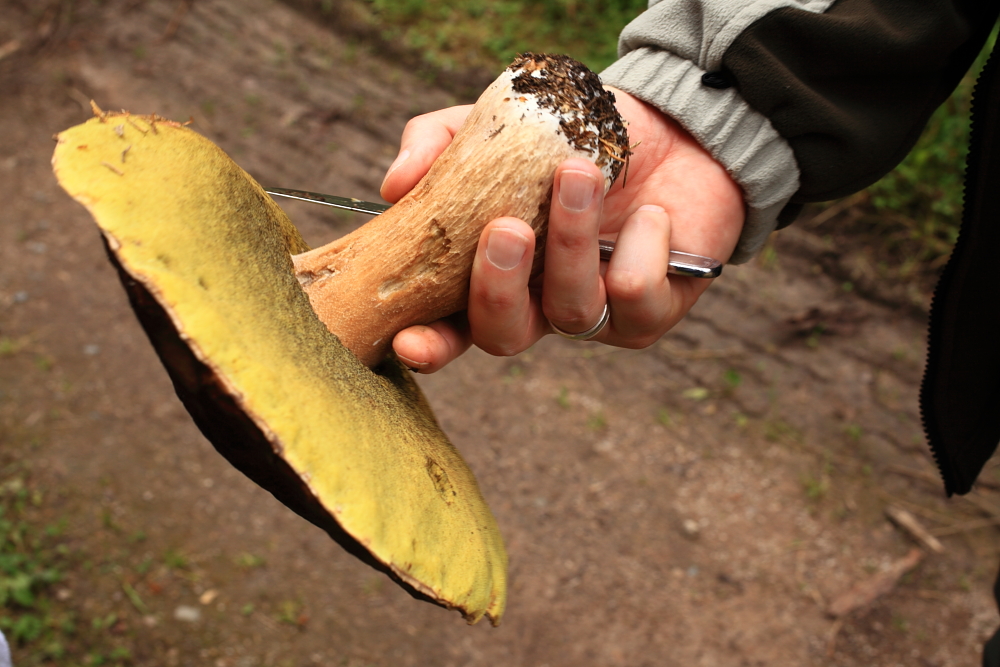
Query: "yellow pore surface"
52 113 506 624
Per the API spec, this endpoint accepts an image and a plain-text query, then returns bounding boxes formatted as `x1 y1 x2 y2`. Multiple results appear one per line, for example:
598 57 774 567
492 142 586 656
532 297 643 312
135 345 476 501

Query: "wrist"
602 48 798 262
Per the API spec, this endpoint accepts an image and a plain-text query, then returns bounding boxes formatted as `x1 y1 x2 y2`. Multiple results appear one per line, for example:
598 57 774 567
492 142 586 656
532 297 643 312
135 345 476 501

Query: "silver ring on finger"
549 303 610 341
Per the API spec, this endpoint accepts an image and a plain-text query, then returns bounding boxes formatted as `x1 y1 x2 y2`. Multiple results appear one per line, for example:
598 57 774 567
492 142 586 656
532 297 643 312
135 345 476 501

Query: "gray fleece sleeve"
600 0 836 263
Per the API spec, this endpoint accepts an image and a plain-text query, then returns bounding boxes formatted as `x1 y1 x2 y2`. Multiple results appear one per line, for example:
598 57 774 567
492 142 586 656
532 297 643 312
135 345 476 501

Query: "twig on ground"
873 490 955 525
122 580 148 614
885 505 945 553
827 548 924 618
36 5 57 42
66 87 92 113
826 618 845 657
0 39 21 62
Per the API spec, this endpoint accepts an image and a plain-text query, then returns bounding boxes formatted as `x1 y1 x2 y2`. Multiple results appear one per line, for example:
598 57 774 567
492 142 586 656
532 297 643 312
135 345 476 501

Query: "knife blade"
266 187 723 279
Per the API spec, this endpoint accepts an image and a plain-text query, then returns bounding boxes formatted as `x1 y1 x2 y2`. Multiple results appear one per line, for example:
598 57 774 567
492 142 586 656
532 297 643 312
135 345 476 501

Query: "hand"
382 89 745 373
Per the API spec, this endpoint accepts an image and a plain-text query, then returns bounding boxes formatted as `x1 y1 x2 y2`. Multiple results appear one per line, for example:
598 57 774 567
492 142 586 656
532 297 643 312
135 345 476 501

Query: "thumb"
380 105 473 203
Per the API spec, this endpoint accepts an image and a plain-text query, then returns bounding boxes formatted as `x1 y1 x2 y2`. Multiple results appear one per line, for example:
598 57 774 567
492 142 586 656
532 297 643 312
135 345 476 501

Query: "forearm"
602 0 998 262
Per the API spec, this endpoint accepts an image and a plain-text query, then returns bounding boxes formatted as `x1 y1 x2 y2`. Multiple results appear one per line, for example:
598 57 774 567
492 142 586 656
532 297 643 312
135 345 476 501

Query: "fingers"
393 204 698 371
392 216 544 371
380 105 473 203
602 205 676 347
544 193 704 349
541 159 607 336
392 315 472 374
467 218 549 356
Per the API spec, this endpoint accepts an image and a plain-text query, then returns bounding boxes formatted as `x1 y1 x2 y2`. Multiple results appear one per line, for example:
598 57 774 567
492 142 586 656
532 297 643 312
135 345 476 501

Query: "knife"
266 187 723 279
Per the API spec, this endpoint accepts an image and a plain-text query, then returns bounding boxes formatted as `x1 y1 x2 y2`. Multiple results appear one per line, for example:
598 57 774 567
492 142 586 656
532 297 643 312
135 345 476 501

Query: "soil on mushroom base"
1 1 998 665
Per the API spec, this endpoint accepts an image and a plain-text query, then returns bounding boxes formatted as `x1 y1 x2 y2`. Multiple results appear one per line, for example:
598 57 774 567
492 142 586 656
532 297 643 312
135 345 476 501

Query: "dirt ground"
3 1 1000 665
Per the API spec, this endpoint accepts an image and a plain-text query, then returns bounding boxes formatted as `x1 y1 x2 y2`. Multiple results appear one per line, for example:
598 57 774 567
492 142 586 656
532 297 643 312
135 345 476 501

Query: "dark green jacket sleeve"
726 0 998 208
602 0 998 260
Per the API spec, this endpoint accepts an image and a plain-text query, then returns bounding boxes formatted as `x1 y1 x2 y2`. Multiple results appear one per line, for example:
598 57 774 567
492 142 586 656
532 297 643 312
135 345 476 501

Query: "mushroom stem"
291 53 629 367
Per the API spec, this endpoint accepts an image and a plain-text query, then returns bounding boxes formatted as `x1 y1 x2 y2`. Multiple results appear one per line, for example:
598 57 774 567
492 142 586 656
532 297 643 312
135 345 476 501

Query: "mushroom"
51 54 629 625
294 53 629 365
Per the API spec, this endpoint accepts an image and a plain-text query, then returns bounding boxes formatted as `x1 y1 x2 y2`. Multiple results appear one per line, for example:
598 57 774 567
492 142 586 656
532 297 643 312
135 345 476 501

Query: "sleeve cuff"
601 47 800 263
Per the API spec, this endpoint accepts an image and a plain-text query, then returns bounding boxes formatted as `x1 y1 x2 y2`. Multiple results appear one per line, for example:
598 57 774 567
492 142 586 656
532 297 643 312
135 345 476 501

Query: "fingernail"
637 204 665 213
558 170 597 212
395 353 428 371
381 149 410 187
486 228 528 271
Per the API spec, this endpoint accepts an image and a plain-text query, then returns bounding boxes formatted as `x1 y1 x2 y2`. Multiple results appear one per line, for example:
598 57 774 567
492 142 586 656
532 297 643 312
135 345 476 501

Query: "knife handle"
597 240 722 279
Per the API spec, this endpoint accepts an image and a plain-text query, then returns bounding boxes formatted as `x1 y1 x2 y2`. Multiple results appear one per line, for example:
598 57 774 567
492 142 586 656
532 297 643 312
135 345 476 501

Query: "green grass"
854 29 997 273
235 552 267 569
0 470 77 663
586 411 608 430
722 368 742 391
360 0 646 73
0 466 138 666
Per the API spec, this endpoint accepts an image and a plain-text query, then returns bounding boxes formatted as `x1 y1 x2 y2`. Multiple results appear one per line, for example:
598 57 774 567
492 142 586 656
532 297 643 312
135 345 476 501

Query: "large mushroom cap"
52 110 507 624
52 53 630 626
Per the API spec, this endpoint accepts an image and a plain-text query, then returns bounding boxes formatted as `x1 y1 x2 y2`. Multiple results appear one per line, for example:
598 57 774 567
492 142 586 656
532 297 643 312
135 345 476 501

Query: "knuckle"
401 114 437 141
472 284 520 313
400 118 420 138
605 269 653 304
548 228 593 254
404 114 431 130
